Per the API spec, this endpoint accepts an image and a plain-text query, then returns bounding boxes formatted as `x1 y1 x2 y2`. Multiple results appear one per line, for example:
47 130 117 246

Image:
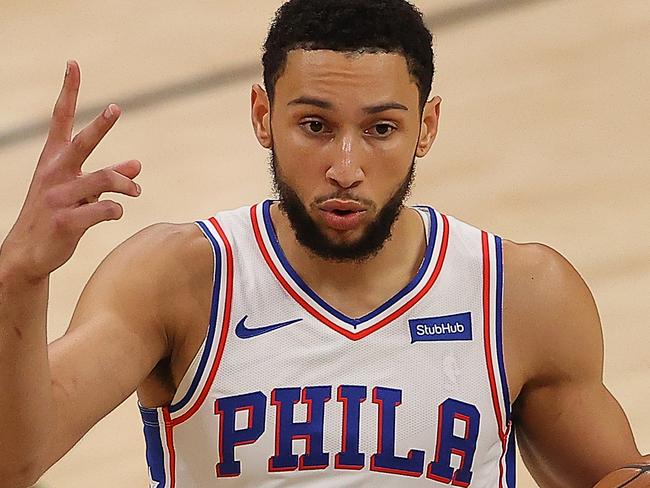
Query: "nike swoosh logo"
235 315 304 339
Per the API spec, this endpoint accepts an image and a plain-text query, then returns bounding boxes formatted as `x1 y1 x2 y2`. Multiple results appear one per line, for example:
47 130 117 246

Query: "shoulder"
100 222 212 279
109 221 208 261
80 222 214 323
501 239 598 322
501 239 591 298
501 240 603 387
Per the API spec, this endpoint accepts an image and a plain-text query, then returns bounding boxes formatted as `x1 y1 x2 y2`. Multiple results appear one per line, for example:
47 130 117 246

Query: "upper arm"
42 222 195 469
504 242 644 487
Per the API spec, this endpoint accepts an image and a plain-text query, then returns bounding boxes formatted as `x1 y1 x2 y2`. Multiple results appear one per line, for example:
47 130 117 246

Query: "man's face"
266 50 429 262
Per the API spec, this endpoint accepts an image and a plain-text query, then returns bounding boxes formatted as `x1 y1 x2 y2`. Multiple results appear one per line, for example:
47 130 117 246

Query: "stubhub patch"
408 312 473 343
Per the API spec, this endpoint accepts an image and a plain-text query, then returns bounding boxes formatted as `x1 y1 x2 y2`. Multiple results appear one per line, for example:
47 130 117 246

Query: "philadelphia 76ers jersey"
139 200 515 487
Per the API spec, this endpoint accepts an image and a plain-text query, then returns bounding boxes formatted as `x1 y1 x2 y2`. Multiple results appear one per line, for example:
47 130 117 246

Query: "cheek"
273 118 315 159
362 137 417 182
273 126 328 182
272 141 323 198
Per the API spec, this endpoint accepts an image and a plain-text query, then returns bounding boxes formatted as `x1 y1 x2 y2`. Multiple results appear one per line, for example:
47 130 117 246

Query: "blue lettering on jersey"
213 386 481 483
408 312 473 343
268 386 332 471
215 391 267 477
427 398 481 486
335 385 367 470
370 386 426 477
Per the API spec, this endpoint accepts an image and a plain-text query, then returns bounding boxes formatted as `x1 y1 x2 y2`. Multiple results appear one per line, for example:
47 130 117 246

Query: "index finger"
46 60 81 147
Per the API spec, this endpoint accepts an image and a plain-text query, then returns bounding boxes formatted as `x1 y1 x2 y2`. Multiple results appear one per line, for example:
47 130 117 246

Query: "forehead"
274 50 419 108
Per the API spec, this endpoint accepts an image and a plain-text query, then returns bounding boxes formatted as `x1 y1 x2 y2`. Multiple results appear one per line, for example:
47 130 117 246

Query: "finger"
66 104 122 168
110 159 142 180
69 200 124 232
56 167 141 207
79 160 141 204
46 60 81 146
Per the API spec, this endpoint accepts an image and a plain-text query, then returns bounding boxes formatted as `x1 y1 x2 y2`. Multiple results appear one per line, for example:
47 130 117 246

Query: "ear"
415 96 442 158
251 84 273 149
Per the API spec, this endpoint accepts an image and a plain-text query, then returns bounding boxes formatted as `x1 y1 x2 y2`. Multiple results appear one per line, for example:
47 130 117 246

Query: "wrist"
0 242 48 287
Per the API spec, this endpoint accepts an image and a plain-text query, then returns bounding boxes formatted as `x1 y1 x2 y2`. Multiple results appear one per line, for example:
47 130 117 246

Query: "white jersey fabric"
140 200 515 487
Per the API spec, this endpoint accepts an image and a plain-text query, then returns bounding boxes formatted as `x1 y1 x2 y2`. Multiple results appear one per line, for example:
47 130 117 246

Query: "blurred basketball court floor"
1 1 648 486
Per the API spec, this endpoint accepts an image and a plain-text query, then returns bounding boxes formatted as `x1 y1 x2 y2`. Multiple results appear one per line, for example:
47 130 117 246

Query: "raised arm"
0 60 160 487
503 241 648 487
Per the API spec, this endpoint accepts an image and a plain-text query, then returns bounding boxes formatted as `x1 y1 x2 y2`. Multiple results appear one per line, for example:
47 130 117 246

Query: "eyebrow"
287 96 408 114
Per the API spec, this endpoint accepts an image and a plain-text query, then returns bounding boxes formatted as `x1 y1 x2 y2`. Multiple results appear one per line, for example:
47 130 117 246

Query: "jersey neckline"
250 200 449 340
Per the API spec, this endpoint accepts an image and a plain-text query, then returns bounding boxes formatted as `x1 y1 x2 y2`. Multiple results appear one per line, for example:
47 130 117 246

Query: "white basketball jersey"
140 200 515 487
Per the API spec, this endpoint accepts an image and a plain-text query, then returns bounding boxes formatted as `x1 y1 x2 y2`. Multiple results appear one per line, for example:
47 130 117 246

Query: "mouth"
330 208 356 216
317 200 368 231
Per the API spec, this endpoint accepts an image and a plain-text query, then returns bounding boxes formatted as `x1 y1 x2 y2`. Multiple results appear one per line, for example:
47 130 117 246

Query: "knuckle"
105 201 123 220
51 211 72 233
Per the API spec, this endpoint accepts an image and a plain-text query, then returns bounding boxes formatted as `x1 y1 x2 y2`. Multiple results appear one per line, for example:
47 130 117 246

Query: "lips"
319 200 366 213
318 200 367 231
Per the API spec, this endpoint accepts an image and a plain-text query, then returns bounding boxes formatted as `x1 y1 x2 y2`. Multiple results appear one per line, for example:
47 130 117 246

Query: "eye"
366 123 397 137
300 120 328 135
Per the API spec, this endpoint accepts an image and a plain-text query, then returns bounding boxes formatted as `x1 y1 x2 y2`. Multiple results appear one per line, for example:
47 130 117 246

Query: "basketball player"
0 1 647 487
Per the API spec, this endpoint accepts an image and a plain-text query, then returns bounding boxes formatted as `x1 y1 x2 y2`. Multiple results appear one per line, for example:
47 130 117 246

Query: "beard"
269 150 416 263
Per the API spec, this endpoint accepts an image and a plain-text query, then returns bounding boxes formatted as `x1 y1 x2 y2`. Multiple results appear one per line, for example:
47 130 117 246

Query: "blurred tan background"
1 1 648 486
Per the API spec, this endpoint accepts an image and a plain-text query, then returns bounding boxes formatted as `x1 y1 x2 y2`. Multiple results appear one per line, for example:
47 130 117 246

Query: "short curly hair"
262 0 434 110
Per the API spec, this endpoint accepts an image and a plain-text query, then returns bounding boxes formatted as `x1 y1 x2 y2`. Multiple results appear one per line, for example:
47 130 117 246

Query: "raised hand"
0 60 142 282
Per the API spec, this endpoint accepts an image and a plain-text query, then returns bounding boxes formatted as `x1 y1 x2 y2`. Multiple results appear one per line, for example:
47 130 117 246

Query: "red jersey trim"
171 216 234 426
481 231 509 488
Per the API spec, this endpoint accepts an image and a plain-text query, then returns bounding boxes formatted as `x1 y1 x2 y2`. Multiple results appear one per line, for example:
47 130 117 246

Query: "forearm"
0 253 56 485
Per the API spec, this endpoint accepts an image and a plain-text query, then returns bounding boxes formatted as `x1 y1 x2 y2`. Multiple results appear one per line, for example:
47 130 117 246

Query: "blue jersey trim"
168 220 222 413
139 406 167 487
261 200 437 327
494 236 511 424
505 424 517 488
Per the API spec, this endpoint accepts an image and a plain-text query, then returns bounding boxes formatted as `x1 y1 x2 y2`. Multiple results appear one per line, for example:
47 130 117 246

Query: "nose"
325 133 365 189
